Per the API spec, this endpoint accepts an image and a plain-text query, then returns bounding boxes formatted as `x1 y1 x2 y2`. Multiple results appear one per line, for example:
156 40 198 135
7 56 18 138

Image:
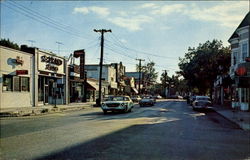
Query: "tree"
136 61 158 85
178 39 231 99
0 38 20 50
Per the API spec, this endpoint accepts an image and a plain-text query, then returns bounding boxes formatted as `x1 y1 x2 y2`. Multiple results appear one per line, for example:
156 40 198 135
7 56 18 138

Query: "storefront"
0 46 34 108
68 65 86 103
232 63 250 111
36 50 66 105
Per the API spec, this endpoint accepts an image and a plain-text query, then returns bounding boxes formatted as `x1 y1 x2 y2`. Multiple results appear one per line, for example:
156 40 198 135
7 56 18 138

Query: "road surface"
1 100 249 160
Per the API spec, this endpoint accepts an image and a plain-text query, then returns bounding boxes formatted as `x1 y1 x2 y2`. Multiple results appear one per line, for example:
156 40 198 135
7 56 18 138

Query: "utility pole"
136 58 145 95
162 70 168 98
94 29 112 106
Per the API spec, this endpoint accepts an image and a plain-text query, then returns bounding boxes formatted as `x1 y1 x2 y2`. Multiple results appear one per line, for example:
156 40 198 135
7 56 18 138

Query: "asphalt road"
1 100 250 160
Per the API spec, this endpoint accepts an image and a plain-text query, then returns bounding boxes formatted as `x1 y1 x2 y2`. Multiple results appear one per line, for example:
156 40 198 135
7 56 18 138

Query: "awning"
86 81 99 91
131 87 138 94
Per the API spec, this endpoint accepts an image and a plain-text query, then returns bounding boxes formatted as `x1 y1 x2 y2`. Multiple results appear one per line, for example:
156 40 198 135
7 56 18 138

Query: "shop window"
241 88 249 103
2 75 30 92
13 76 20 91
21 77 30 91
3 75 13 91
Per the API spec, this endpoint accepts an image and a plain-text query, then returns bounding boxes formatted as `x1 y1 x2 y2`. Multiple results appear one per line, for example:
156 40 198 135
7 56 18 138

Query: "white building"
228 12 250 111
0 46 34 108
85 64 118 95
0 45 68 109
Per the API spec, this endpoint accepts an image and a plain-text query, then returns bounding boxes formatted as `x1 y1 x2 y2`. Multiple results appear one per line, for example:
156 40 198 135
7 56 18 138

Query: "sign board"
16 70 28 75
38 52 65 74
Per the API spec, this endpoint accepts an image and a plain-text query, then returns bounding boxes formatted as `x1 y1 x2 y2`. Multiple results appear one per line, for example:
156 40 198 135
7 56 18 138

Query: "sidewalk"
213 105 250 131
0 102 96 117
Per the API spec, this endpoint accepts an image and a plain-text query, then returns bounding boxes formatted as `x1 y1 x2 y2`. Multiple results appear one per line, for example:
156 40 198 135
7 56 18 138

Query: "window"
21 77 30 91
233 52 237 65
242 43 248 61
2 75 30 92
13 76 20 91
3 75 13 91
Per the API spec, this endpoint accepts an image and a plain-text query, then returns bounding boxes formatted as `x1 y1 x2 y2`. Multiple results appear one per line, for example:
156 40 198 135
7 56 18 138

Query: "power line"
109 33 178 60
9 1 85 36
3 2 92 41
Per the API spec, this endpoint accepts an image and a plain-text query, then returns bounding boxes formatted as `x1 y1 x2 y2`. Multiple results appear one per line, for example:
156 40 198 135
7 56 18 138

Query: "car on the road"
153 95 162 99
189 96 197 105
139 96 155 107
131 95 142 102
192 96 212 110
101 96 134 114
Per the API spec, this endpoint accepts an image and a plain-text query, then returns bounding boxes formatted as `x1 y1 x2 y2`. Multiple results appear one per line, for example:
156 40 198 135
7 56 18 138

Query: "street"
1 100 250 160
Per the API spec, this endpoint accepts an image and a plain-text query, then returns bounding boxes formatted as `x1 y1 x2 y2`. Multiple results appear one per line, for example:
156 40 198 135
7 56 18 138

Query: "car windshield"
108 96 129 101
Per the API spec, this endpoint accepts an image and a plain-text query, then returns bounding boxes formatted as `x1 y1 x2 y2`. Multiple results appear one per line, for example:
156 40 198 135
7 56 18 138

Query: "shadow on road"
34 103 250 160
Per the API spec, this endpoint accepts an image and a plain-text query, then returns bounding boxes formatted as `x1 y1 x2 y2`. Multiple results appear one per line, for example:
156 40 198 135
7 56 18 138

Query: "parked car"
192 96 212 110
139 96 155 107
131 95 142 102
101 96 134 114
153 95 162 99
189 96 197 105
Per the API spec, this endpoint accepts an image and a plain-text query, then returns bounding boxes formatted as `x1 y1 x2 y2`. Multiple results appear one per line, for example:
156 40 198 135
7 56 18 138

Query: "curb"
0 105 94 118
211 107 250 130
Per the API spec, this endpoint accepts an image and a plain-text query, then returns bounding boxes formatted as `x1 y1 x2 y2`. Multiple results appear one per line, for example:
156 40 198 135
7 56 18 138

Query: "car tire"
128 108 132 112
103 110 107 114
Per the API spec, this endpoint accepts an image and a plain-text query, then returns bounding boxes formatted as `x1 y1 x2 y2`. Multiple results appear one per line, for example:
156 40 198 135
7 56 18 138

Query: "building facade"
21 45 68 106
228 12 250 111
0 46 34 108
85 64 118 95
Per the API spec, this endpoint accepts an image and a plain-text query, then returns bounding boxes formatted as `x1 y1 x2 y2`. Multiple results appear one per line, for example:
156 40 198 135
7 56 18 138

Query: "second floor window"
242 43 248 61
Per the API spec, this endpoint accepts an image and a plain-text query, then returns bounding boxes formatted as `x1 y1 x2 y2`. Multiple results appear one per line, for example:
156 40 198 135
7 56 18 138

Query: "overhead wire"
110 32 178 60
3 2 92 41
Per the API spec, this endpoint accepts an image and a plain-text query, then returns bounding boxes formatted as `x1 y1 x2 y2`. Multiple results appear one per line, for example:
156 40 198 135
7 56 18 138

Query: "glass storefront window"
3 75 13 91
21 77 30 91
13 76 20 91
241 88 249 103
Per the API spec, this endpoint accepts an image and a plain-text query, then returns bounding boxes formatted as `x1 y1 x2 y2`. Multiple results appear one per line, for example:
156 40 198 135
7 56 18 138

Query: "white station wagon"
101 96 134 114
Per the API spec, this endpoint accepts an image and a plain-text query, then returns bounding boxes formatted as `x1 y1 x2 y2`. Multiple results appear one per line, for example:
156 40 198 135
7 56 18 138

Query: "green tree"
136 61 158 84
0 38 20 50
178 39 231 98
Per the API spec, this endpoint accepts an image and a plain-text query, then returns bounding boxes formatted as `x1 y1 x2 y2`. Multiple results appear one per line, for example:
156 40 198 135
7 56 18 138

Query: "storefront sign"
38 52 65 74
74 49 85 58
41 55 62 65
16 70 28 75
235 67 247 76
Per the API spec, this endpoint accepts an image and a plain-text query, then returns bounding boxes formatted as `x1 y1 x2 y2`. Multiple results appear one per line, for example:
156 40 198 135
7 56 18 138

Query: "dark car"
139 96 155 107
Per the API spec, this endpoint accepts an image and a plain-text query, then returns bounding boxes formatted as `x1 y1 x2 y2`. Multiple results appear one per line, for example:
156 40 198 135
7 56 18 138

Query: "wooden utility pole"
136 59 145 95
94 29 112 106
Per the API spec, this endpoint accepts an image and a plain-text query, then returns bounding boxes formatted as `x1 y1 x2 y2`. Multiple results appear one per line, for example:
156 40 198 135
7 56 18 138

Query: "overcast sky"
1 1 249 81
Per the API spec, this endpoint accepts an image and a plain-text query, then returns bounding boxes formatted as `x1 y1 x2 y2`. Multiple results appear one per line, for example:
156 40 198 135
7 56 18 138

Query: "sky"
1 1 249 82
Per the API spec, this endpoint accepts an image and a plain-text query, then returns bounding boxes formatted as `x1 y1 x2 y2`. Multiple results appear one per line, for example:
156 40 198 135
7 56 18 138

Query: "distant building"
125 72 145 93
228 12 250 111
85 64 118 95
